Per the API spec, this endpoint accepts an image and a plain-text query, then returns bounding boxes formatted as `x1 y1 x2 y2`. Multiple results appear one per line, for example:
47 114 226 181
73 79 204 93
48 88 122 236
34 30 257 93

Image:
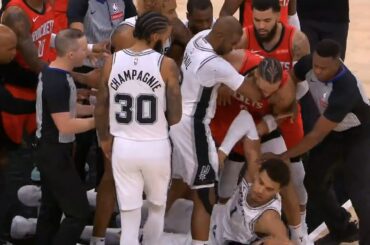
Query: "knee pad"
196 188 214 215
218 159 244 199
290 160 308 205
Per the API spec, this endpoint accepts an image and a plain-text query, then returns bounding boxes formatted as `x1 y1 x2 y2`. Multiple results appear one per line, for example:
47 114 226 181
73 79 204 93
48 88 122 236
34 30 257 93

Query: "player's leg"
218 155 244 204
111 138 144 245
141 139 171 245
91 152 116 245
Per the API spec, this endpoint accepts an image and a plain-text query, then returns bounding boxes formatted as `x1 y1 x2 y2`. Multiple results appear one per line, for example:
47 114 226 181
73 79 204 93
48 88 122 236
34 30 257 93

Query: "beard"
153 40 164 53
254 22 278 43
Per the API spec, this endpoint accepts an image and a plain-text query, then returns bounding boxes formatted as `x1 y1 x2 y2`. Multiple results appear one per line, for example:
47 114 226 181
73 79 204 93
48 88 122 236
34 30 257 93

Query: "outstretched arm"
219 0 243 17
254 210 292 245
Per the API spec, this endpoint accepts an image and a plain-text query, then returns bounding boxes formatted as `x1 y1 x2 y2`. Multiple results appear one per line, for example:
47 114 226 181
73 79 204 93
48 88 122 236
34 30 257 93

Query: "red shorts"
1 84 36 145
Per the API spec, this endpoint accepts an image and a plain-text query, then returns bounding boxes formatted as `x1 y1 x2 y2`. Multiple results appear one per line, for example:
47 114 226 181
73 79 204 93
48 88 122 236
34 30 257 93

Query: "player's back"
181 29 220 124
109 49 168 141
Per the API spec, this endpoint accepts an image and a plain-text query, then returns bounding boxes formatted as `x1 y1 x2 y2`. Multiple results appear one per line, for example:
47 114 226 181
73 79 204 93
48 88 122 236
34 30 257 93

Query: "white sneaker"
17 185 41 207
10 216 37 239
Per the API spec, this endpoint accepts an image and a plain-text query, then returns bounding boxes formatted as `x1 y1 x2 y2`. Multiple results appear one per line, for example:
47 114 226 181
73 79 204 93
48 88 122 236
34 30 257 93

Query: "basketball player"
110 0 191 63
95 12 181 245
185 0 214 36
1 0 54 150
220 0 300 30
218 1 312 241
212 159 292 245
35 29 95 245
168 16 262 245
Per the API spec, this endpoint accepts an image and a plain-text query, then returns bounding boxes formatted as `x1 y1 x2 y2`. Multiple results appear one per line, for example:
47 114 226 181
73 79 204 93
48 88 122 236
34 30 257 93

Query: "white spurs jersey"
181 30 244 124
222 179 281 244
115 16 172 54
109 49 168 141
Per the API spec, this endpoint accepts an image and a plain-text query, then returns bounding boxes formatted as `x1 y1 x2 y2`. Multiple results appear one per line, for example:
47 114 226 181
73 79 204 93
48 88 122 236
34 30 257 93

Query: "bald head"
207 17 242 55
212 16 242 37
0 24 17 64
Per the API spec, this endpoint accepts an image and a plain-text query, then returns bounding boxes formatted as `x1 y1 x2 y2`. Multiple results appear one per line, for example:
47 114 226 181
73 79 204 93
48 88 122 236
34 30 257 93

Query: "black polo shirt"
294 55 370 132
36 66 77 143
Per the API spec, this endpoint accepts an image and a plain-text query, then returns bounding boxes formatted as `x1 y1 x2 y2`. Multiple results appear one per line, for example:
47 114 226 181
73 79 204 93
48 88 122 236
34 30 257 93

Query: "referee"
35 29 95 245
263 39 370 244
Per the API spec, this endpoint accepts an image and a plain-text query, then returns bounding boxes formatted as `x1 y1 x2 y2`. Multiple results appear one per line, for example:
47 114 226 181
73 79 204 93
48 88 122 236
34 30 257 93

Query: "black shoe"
315 221 359 245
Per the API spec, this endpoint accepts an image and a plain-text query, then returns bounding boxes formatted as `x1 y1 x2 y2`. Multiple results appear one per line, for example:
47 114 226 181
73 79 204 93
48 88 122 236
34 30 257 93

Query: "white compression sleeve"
219 110 259 155
288 12 301 30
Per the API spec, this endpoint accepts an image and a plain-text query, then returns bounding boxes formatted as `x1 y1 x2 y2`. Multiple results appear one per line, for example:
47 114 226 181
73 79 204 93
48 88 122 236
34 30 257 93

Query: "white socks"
120 208 141 245
90 236 105 245
142 203 166 245
192 239 208 245
289 223 305 243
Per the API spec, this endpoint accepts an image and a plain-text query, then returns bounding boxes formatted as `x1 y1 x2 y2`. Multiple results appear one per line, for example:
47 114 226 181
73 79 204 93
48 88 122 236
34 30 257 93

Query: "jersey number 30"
115 94 157 124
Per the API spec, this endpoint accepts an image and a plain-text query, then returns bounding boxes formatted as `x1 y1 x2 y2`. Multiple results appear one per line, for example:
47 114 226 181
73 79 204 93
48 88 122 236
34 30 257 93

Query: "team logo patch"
111 3 124 21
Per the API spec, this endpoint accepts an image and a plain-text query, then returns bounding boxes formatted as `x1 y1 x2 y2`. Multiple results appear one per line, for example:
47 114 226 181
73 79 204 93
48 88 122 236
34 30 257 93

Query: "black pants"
300 19 349 60
36 142 89 245
304 125 370 245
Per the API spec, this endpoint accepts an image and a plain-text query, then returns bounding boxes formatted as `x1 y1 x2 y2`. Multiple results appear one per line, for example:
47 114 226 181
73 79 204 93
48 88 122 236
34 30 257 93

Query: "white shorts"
170 115 218 189
112 137 171 211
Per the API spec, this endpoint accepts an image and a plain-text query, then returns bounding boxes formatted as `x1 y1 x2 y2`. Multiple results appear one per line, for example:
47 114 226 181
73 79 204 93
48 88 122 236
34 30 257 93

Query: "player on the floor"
95 12 182 245
212 158 292 245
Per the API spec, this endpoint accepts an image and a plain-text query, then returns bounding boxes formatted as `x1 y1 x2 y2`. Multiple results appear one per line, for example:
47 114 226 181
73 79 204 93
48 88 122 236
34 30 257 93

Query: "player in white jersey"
110 0 191 57
167 17 261 245
211 159 292 245
95 12 181 245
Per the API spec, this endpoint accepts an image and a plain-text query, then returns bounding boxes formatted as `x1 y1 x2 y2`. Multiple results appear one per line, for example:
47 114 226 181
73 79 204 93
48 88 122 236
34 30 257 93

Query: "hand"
77 88 93 100
217 85 233 106
100 137 113 160
218 149 227 172
92 40 110 54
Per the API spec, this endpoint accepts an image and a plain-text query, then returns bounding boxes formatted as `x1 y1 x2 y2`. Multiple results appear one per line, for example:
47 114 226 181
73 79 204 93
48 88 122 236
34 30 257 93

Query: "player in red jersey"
213 51 313 245
220 0 300 30
1 0 54 147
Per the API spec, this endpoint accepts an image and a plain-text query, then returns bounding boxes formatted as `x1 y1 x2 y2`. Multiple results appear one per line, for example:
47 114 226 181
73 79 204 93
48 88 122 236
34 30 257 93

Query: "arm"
235 75 262 102
254 210 291 245
288 0 300 30
51 112 95 134
76 103 94 117
219 0 244 17
292 31 310 62
242 138 261 182
67 0 88 31
71 68 102 89
123 0 137 18
2 7 47 73
95 55 113 142
161 57 182 126
280 116 337 160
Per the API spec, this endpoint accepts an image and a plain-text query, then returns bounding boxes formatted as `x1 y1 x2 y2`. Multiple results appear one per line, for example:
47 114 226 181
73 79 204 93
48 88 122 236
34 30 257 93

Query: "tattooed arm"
219 0 244 17
292 30 310 62
2 7 47 73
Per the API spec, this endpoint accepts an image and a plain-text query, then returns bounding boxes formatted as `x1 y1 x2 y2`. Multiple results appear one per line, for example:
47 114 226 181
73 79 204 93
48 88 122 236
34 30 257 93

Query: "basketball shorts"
170 115 218 189
112 137 171 211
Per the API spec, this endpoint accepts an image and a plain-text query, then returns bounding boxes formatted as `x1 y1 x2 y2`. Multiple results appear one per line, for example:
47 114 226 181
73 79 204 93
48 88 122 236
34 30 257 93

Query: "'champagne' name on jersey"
110 69 162 92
